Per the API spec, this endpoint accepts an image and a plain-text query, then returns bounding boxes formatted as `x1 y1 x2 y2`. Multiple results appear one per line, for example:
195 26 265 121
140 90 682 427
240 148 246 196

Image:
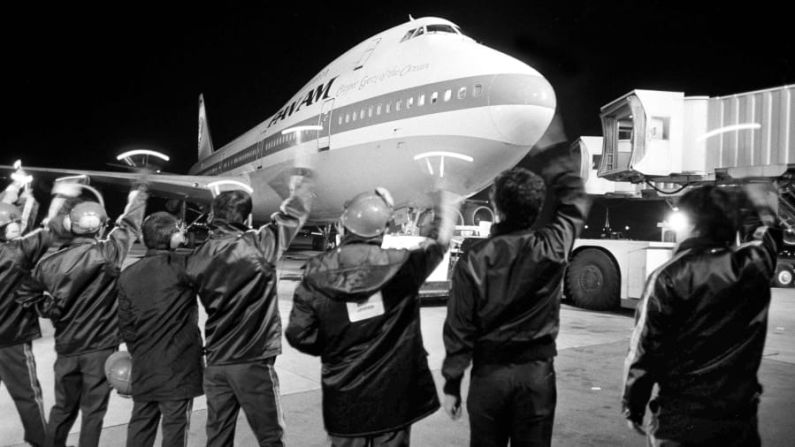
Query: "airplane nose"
488 74 557 146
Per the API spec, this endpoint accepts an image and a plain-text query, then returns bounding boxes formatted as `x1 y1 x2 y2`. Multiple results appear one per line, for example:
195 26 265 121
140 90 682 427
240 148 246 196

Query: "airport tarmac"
2 251 794 446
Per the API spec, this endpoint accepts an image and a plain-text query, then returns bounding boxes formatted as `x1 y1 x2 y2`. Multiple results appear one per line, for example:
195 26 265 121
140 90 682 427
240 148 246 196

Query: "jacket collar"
490 220 531 237
145 248 171 257
210 220 249 237
675 236 730 254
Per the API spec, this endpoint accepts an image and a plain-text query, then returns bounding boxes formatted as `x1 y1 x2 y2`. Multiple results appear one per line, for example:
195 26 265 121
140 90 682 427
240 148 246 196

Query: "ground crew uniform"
0 226 51 447
118 249 203 447
186 191 309 447
18 187 147 447
442 171 589 447
286 231 445 446
622 199 780 446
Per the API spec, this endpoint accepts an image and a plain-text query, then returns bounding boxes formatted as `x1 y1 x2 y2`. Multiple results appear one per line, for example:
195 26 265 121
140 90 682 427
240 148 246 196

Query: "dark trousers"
0 342 47 447
329 427 411 447
648 409 760 446
467 359 556 447
47 348 115 447
126 399 193 447
204 358 284 447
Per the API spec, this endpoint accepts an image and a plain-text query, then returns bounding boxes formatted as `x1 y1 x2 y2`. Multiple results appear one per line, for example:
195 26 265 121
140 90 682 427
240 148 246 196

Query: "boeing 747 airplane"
3 16 556 225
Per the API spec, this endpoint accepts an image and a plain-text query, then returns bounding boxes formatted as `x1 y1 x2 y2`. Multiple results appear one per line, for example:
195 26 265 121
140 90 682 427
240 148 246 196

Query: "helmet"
104 351 132 395
65 201 108 235
0 203 22 241
340 187 394 238
0 203 21 227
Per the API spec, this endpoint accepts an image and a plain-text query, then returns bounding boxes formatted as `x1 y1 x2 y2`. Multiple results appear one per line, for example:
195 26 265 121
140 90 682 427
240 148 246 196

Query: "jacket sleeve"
538 172 591 259
737 190 781 277
117 281 137 346
102 187 148 267
14 228 52 268
16 266 62 320
404 188 459 288
255 183 312 264
285 281 323 356
442 256 479 396
621 269 677 424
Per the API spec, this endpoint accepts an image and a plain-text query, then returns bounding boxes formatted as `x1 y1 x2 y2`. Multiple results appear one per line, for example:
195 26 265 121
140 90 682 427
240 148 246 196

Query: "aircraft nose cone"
488 74 557 146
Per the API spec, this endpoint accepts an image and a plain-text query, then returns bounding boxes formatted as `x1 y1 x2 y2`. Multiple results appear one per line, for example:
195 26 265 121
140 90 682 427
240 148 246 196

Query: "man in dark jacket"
18 183 148 447
0 179 49 447
117 211 203 447
286 186 458 447
442 162 590 447
186 179 312 447
622 183 780 446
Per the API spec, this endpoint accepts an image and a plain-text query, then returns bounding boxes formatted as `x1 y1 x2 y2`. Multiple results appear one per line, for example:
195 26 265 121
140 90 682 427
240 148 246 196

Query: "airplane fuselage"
189 17 556 223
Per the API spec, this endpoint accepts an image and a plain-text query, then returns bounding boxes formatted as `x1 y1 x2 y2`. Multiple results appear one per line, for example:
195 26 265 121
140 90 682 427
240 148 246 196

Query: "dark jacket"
118 250 203 402
622 205 780 423
0 229 51 348
186 192 309 366
442 172 589 396
286 236 445 437
18 189 147 356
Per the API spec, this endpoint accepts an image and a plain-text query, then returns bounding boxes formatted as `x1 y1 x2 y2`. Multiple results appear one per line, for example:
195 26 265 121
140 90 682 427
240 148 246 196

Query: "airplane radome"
3 17 556 225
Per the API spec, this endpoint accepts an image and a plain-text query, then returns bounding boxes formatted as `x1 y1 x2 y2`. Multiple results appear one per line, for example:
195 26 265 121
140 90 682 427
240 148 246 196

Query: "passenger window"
338 116 343 125
431 92 438 104
345 113 350 123
368 106 373 117
418 94 425 106
473 84 483 97
407 97 414 109
352 112 356 122
377 104 382 115
444 89 452 102
396 100 402 111
360 109 365 119
458 87 467 100
386 103 391 113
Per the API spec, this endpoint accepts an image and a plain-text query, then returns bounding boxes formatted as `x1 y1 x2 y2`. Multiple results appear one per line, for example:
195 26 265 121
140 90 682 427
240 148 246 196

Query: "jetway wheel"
773 263 794 288
565 248 620 310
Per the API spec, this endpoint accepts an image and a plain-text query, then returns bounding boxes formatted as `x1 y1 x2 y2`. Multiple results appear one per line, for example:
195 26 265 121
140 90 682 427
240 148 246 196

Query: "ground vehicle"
566 84 795 310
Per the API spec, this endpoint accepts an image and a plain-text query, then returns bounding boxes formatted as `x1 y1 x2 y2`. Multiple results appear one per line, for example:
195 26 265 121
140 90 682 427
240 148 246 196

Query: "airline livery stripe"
194 73 551 175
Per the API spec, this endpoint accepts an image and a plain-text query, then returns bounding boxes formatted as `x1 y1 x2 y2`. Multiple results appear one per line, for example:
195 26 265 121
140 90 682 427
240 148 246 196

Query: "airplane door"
354 38 381 70
317 98 334 152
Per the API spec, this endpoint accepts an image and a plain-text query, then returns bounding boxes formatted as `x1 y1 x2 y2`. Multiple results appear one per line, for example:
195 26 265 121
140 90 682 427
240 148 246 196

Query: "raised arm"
102 186 148 267
255 175 313 264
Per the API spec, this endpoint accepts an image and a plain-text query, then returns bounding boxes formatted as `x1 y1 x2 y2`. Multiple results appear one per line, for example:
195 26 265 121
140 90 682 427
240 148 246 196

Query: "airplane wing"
0 165 250 204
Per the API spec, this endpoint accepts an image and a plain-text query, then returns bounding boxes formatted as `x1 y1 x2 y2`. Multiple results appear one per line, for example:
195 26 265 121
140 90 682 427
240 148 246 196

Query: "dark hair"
211 190 252 224
142 211 180 249
676 185 738 243
491 167 546 228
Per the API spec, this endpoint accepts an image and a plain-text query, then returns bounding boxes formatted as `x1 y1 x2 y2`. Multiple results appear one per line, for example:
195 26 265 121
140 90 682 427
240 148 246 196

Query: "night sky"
1 1 793 219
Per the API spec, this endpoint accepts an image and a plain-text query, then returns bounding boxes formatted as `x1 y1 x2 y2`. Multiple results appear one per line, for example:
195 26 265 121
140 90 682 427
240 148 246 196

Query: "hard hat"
0 203 21 227
340 187 394 238
65 201 108 235
104 351 132 395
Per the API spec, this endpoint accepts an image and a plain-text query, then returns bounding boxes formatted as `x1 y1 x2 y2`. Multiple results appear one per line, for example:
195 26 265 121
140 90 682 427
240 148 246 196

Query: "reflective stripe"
266 363 286 445
23 342 47 429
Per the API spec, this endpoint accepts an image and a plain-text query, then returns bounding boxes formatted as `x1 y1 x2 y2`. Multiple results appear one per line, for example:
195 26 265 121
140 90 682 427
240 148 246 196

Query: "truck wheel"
565 248 620 310
774 264 794 288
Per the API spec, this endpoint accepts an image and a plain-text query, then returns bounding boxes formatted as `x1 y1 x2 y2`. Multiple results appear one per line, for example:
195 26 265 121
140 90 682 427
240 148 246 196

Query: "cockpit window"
426 24 459 34
400 29 416 42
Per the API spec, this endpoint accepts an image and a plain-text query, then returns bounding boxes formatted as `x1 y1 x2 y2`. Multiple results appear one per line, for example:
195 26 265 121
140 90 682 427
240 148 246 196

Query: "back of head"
340 187 394 239
677 185 738 244
67 201 108 236
0 202 22 242
142 211 181 250
491 167 546 228
211 190 252 225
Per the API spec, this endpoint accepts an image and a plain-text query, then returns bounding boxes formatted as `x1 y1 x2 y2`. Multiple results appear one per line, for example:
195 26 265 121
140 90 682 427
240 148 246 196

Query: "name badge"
346 291 385 322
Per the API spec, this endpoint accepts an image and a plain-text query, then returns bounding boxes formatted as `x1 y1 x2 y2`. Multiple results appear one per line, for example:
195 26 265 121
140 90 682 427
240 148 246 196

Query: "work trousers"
126 399 193 447
204 358 285 447
0 342 47 447
47 348 115 447
466 358 556 447
329 427 411 447
647 405 760 446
